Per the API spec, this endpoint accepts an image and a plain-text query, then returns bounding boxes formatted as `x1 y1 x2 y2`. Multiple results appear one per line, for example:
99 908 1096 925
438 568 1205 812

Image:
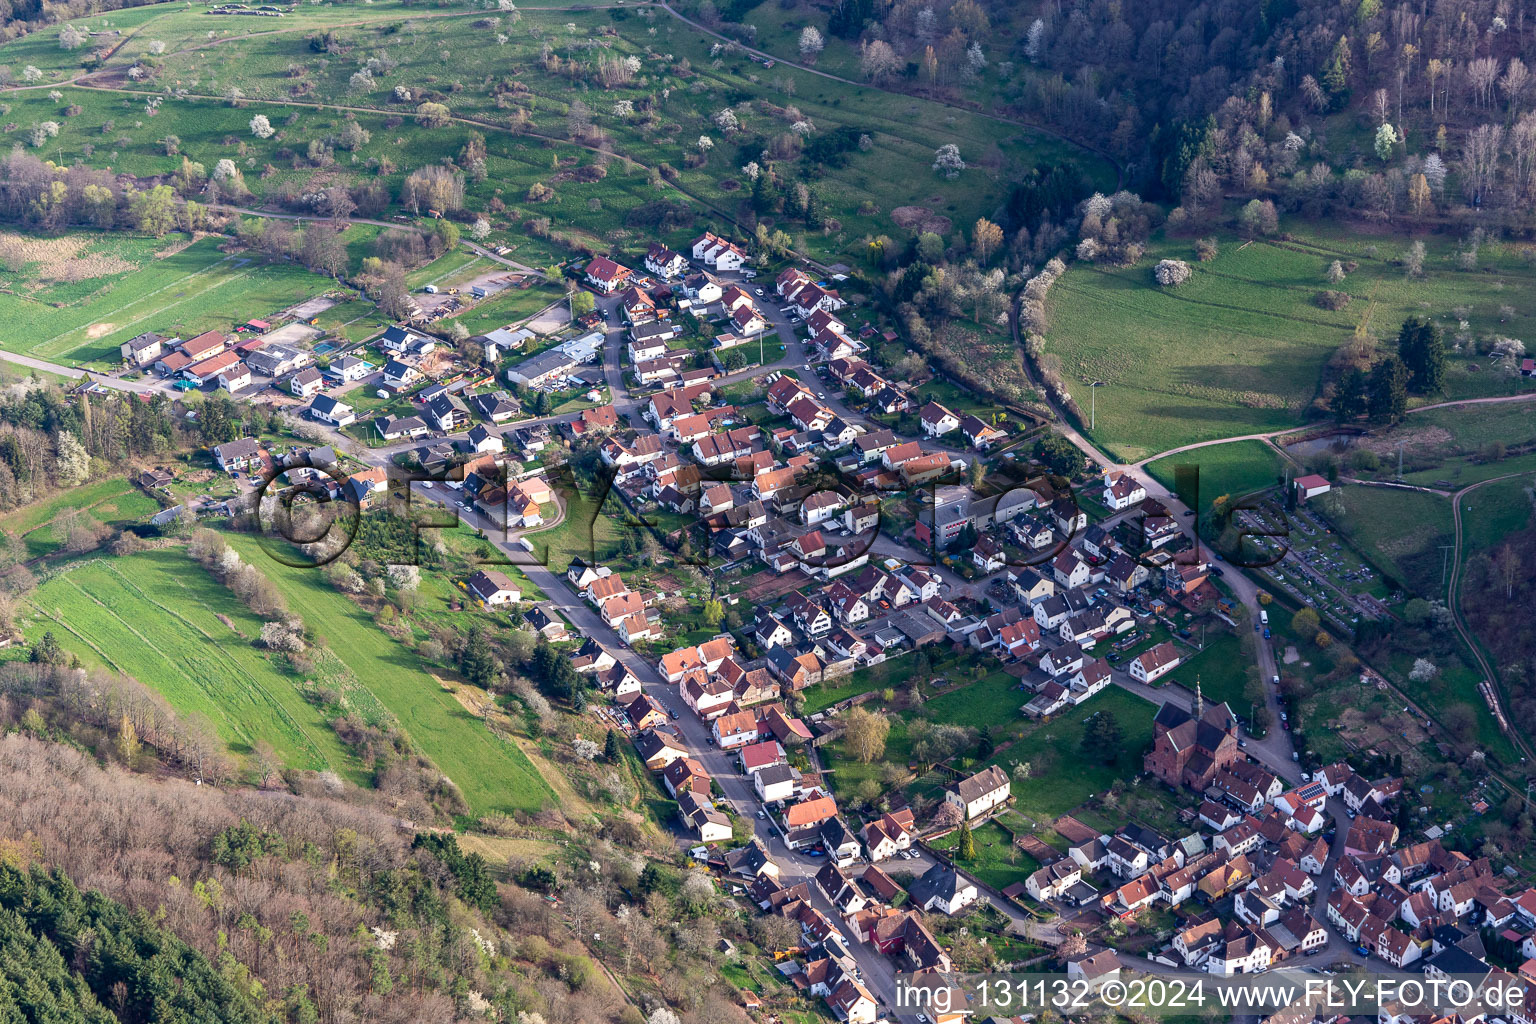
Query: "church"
1144 683 1242 791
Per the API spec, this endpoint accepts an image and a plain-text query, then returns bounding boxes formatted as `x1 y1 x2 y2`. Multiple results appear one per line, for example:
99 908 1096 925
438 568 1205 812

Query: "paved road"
0 350 160 393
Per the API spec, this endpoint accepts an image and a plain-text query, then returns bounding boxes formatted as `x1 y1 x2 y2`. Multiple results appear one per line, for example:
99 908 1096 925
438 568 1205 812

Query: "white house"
1026 859 1083 902
644 242 688 279
944 765 1010 820
217 364 252 393
584 255 632 294
1129 641 1181 683
309 394 356 427
918 401 961 438
462 569 521 608
1103 472 1148 511
909 863 978 916
754 763 801 804
1204 932 1273 976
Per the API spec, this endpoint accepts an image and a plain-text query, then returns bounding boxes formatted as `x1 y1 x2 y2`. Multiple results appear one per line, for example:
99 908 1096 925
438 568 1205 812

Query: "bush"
1316 290 1352 310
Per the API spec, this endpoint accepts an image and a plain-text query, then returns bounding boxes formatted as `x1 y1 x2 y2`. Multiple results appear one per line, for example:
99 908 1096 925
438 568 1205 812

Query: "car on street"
756 809 766 819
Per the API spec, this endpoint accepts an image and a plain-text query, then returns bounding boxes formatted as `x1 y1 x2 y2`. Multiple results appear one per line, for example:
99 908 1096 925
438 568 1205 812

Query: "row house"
691 231 747 270
1205 927 1274 975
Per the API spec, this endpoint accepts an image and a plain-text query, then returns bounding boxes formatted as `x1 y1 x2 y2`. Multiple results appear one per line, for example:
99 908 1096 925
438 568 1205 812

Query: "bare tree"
1468 57 1500 108
1502 58 1531 112
1461 123 1504 202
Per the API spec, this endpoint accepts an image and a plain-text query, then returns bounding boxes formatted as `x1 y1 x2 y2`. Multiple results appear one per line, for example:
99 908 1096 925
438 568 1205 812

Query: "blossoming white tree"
932 143 965 179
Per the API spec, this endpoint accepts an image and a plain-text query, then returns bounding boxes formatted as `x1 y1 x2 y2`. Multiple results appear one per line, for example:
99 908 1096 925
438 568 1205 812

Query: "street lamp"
1087 381 1106 431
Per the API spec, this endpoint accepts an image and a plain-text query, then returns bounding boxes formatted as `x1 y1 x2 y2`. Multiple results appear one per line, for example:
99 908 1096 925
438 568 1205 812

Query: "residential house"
584 256 632 293
945 765 1010 821
325 355 370 383
960 413 1005 450
425 393 472 432
677 791 732 844
644 242 688 279
212 437 263 473
309 394 355 427
634 728 688 770
624 693 668 731
288 367 325 399
1129 641 1182 683
381 358 421 390
908 863 978 916
1103 472 1148 510
918 401 961 438
121 332 164 366
753 763 801 804
712 708 760 750
375 414 429 441
217 363 252 393
461 569 521 608
662 757 711 798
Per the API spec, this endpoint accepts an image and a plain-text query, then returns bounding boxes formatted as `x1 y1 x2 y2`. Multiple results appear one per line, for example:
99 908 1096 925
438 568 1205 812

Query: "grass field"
1145 440 1284 507
0 234 350 367
1459 476 1535 555
983 687 1157 822
1326 484 1451 597
929 820 1041 893
520 470 629 574
821 680 1156 822
1178 632 1252 712
24 550 362 777
225 534 554 815
11 477 160 559
1048 230 1536 461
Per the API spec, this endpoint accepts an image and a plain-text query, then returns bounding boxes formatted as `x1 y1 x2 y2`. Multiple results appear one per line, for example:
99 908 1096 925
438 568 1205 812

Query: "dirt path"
1445 470 1535 764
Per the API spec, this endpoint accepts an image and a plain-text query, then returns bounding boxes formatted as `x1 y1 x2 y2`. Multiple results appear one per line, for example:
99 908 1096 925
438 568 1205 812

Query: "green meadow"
25 550 362 776
0 234 351 366
1048 231 1536 461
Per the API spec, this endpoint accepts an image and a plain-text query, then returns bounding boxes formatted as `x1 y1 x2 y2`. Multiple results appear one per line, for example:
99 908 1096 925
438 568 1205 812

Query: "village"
88 224 1536 1024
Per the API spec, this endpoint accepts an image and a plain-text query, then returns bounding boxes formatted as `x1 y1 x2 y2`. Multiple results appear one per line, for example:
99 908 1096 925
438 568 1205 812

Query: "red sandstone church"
1144 687 1242 791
